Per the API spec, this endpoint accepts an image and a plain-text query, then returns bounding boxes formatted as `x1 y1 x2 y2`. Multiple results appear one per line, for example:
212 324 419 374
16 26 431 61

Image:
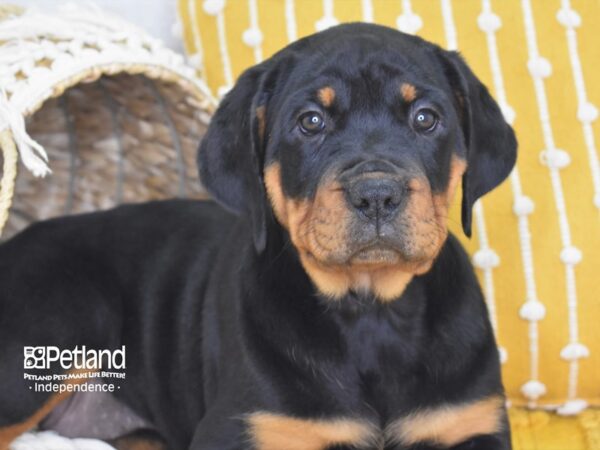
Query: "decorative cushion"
177 0 600 412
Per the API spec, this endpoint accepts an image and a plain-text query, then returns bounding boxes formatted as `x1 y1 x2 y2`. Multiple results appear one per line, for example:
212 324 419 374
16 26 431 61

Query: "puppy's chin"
350 246 401 265
297 241 437 302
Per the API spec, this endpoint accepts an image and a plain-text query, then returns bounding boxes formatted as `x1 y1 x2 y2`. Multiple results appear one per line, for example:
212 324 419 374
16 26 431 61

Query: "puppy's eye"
298 112 325 135
413 109 438 132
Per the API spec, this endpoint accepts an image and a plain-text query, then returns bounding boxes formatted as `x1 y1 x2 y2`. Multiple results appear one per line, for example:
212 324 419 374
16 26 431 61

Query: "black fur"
0 23 516 450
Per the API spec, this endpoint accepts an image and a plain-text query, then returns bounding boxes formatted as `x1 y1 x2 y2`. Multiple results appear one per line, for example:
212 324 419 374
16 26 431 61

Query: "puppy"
0 23 516 450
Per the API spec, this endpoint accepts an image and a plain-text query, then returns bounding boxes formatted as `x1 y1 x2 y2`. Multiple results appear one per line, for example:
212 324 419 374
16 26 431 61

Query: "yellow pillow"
177 0 600 412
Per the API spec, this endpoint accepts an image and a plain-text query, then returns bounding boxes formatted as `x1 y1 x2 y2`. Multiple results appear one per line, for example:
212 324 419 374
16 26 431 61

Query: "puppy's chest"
246 392 504 450
246 315 504 450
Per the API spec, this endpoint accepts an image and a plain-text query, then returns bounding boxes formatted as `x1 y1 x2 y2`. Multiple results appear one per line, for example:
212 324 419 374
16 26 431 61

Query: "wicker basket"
0 4 216 239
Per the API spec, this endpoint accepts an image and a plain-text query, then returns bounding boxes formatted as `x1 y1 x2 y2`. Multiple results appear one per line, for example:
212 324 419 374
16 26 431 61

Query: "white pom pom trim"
242 28 263 47
396 13 423 35
520 380 547 400
557 399 588 415
519 300 546 321
556 8 581 28
560 246 582 265
472 248 500 269
203 0 225 16
500 104 516 125
513 195 535 216
577 102 598 123
477 12 502 32
527 57 552 78
539 149 571 169
560 342 590 361
315 16 339 32
498 346 508 364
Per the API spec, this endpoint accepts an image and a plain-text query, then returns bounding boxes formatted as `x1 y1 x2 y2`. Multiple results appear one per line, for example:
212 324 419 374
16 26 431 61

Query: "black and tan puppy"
0 23 516 450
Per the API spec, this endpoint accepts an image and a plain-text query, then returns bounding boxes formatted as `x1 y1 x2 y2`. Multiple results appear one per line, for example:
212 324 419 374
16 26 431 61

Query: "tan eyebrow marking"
385 395 504 447
400 83 417 102
317 86 336 107
247 412 378 450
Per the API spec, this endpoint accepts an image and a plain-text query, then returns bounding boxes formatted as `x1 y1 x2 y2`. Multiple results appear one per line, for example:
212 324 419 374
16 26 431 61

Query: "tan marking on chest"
385 395 504 447
248 413 378 450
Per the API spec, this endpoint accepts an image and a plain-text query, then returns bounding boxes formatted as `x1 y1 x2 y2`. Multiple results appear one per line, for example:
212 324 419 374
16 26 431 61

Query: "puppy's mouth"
350 244 401 265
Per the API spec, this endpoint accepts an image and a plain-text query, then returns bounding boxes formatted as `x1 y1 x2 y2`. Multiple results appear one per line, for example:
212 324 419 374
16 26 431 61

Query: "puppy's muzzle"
341 160 408 223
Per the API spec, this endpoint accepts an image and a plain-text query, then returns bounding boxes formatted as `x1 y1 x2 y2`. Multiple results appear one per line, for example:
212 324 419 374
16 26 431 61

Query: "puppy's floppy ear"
439 51 517 237
198 63 274 252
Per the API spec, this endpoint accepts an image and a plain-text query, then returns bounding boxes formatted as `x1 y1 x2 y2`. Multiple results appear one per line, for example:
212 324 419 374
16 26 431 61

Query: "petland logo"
24 346 126 370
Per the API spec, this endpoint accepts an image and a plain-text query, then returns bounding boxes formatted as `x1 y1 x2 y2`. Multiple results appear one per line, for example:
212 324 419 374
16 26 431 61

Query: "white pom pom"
315 16 339 31
242 28 263 47
472 248 500 269
477 11 502 32
577 102 598 123
203 0 225 16
556 8 581 28
513 195 535 216
396 13 423 35
527 57 552 78
594 193 600 209
498 347 508 364
519 301 546 321
560 246 582 265
171 21 183 40
539 149 571 169
520 380 547 399
557 399 588 415
560 342 589 360
500 104 516 125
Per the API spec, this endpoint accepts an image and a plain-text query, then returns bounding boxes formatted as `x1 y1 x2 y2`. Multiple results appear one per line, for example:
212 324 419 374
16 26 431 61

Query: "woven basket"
0 4 216 239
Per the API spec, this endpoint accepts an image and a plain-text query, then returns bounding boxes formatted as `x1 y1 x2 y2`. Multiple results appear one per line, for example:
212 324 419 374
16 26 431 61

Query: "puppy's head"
199 23 517 301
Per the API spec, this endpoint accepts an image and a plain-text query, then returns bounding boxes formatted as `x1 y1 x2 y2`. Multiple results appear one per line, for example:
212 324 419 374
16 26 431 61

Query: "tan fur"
317 87 336 107
432 156 467 229
385 396 504 447
400 83 417 102
263 158 465 301
0 369 97 450
247 413 377 450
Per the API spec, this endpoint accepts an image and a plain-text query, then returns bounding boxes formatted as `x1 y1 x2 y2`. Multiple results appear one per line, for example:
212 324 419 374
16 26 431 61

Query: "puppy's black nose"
347 177 404 221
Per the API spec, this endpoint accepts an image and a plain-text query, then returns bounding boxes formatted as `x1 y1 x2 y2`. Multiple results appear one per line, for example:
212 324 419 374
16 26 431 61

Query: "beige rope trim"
20 63 217 120
0 129 18 237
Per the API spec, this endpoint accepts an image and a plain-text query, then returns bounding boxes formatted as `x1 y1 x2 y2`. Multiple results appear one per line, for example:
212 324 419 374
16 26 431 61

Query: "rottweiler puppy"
0 23 516 450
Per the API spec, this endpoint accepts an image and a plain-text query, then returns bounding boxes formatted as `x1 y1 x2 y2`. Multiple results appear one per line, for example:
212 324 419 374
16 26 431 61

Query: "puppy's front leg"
188 407 249 450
